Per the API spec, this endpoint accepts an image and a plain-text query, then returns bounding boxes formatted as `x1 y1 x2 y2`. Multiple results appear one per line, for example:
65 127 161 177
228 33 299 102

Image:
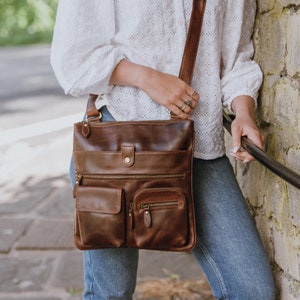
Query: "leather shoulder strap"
179 0 206 84
86 0 206 121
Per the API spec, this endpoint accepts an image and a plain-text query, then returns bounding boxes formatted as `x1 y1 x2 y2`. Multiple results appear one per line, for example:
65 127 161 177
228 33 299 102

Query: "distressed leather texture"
73 119 196 251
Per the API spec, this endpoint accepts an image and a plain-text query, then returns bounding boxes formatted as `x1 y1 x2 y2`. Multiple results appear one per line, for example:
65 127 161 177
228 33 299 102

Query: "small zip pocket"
75 186 125 249
132 188 188 250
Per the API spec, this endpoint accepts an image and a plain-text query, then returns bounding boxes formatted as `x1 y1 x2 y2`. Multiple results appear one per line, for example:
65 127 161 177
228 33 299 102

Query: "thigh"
83 248 139 300
192 156 275 300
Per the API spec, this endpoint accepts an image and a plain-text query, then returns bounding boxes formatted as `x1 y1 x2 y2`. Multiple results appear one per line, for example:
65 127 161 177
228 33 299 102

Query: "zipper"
140 200 179 228
140 201 178 209
128 200 179 230
75 173 184 184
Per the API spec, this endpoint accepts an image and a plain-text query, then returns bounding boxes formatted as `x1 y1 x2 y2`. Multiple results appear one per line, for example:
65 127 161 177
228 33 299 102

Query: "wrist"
135 65 155 91
110 60 152 90
231 96 256 119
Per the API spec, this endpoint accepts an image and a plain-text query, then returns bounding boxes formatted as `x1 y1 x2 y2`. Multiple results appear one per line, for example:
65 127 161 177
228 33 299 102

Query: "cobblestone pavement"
0 45 213 300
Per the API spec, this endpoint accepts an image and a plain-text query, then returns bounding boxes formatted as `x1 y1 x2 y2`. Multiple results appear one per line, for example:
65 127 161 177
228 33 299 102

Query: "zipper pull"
82 122 91 138
75 173 82 186
143 204 152 228
73 173 82 198
128 203 134 229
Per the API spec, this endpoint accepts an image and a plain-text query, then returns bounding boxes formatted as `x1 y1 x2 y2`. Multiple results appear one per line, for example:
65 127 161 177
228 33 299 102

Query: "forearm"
109 59 150 90
109 59 199 119
231 95 256 119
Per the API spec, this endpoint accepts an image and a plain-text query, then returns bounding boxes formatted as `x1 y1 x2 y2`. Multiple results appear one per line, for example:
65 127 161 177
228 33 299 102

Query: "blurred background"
0 0 85 189
0 2 86 299
0 0 57 46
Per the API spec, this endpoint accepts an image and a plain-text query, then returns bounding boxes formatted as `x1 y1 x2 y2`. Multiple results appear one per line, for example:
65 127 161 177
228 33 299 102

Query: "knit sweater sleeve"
50 0 125 97
221 0 263 112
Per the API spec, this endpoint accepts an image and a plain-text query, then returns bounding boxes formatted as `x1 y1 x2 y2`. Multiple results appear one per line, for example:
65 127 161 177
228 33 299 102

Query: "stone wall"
226 1 300 299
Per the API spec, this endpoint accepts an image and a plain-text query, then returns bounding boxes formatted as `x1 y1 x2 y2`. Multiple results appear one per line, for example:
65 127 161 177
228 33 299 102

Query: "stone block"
253 169 286 223
259 74 279 123
0 218 32 253
50 252 84 291
254 215 275 261
137 250 204 281
272 78 300 128
17 220 75 250
273 230 300 281
0 178 53 214
254 12 287 76
0 257 54 292
236 162 269 209
287 171 300 227
279 0 300 7
280 274 300 300
37 184 74 217
286 12 300 76
257 0 277 13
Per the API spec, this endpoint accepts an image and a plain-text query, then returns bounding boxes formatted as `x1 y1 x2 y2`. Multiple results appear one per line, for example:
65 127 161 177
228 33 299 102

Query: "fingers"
230 124 252 163
231 145 254 163
231 124 243 157
171 89 200 119
184 90 200 110
186 89 200 102
230 118 264 164
170 104 190 119
231 138 264 163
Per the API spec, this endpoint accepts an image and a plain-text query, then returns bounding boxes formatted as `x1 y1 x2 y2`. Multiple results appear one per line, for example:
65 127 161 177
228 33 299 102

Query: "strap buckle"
87 111 103 122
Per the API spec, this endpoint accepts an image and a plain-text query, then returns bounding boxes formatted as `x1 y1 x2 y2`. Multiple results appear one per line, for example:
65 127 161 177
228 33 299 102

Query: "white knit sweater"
51 0 262 159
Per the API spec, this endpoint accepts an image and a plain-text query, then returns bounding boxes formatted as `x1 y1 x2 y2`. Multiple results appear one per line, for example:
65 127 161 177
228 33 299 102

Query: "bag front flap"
76 186 123 214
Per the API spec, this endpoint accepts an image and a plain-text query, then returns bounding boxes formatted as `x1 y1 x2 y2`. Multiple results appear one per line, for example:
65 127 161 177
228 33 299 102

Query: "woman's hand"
138 67 199 119
109 60 199 119
230 96 264 163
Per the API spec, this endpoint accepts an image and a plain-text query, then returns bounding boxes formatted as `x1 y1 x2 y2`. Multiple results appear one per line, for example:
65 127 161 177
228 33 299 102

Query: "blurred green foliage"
0 0 58 46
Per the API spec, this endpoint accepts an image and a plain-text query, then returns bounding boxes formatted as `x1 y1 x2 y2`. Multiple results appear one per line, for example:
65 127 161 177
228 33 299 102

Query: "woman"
51 1 276 299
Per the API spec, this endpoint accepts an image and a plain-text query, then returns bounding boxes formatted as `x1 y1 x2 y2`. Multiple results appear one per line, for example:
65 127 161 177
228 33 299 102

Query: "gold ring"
179 103 187 111
189 90 198 98
184 99 193 107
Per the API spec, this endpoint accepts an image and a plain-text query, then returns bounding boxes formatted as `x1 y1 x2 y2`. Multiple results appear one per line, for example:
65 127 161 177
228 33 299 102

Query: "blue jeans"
71 106 276 300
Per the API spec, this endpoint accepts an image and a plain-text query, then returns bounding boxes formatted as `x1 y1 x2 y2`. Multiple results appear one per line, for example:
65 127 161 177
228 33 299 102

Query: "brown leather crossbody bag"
72 0 206 251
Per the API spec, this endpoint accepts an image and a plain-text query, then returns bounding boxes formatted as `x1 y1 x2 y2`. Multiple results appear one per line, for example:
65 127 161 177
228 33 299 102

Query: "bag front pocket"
76 186 125 248
133 188 188 250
